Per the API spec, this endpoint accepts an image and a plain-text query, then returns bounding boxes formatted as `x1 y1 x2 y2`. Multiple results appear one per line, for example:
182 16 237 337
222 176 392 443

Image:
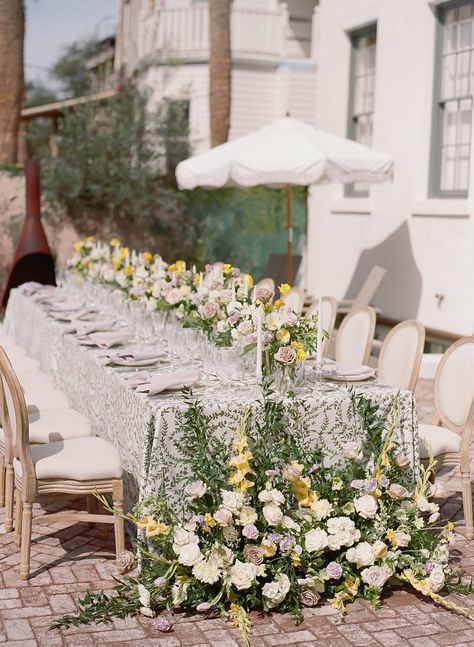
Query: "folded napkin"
125 371 152 387
19 281 50 296
136 369 200 395
46 299 84 311
65 319 116 336
102 351 166 366
322 363 372 377
49 306 98 321
78 331 133 348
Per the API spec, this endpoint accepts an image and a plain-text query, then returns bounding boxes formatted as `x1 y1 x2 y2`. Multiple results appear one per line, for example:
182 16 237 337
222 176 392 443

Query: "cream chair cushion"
0 407 92 446
419 423 461 459
25 386 70 410
14 436 122 481
10 357 40 373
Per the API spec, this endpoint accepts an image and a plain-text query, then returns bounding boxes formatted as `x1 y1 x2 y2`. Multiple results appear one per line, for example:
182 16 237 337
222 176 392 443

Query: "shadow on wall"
343 221 422 320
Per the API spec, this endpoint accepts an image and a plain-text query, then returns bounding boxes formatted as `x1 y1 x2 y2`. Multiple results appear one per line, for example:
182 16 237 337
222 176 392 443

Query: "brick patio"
1 379 474 647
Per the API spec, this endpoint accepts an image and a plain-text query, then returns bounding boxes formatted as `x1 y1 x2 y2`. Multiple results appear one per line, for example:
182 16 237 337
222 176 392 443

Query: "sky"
25 0 117 88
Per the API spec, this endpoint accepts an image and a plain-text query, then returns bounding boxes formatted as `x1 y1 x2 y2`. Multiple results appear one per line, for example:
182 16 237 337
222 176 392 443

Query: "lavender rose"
255 287 274 303
198 301 219 320
243 544 264 565
165 288 182 305
299 589 320 607
237 320 254 336
274 346 297 365
326 562 343 579
154 576 167 588
242 523 259 540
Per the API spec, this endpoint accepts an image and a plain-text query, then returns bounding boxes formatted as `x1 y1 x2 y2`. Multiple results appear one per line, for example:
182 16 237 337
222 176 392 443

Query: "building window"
346 25 377 197
431 1 473 197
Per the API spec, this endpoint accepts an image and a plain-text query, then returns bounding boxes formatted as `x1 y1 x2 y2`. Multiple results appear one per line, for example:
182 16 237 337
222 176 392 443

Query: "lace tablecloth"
4 289 419 510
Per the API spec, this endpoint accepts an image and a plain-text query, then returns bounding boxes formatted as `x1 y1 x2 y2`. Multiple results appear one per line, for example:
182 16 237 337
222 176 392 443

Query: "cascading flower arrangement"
52 390 474 645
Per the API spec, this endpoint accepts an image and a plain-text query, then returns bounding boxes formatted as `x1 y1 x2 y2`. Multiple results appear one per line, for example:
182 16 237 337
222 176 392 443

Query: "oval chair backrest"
434 336 474 432
378 320 425 391
255 277 275 293
0 346 35 491
306 296 338 357
284 288 304 315
336 306 376 366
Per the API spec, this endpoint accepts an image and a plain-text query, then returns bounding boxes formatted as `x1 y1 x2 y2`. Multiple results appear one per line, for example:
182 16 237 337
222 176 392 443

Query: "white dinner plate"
323 369 376 382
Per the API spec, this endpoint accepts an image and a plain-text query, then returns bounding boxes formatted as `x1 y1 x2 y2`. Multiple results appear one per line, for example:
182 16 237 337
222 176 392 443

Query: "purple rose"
274 346 297 365
326 562 343 579
380 476 389 487
153 617 172 632
255 287 274 304
294 544 303 555
425 560 434 573
227 310 241 325
242 523 259 540
364 479 378 494
268 533 282 543
279 534 296 553
350 479 365 489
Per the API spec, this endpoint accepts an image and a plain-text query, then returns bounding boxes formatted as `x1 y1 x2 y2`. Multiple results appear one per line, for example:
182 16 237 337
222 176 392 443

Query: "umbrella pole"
286 184 293 284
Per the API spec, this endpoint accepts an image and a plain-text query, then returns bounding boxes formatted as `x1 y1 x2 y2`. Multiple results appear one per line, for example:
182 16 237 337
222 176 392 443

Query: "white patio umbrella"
176 117 393 283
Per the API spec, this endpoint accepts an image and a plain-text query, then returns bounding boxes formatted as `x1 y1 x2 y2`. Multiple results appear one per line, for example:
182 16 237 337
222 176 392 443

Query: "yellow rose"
204 513 216 528
112 257 121 271
124 265 133 277
278 283 291 296
290 550 301 566
386 528 398 549
223 263 232 274
143 251 153 263
175 260 185 273
168 263 177 272
276 328 290 344
261 538 277 557
110 238 120 247
246 274 254 288
194 273 201 284
119 247 128 259
274 298 285 309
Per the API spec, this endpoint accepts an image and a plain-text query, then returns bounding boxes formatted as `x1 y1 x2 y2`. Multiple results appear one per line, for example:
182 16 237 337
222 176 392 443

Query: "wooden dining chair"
306 296 338 358
0 346 125 578
419 337 474 539
335 306 376 366
378 320 425 391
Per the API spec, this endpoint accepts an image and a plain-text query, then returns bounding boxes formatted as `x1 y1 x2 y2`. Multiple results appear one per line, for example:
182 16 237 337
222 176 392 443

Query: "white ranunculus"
343 441 363 460
346 542 376 568
394 530 411 547
262 503 284 526
354 494 378 519
239 506 258 525
258 488 285 505
184 480 207 499
192 557 221 584
221 489 245 513
282 516 300 532
173 527 198 550
178 543 202 567
305 528 329 553
229 560 257 590
428 565 445 592
312 499 333 521
262 573 291 609
210 543 235 567
213 508 233 527
327 516 357 534
361 565 391 588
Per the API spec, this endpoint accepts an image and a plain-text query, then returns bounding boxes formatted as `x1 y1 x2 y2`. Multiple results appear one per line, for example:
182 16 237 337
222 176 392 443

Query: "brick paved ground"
1 379 474 647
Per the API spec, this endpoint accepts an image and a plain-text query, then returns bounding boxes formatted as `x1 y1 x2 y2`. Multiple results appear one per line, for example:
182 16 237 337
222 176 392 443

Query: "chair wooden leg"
112 480 125 564
4 464 14 532
0 455 5 508
461 471 474 540
20 502 33 580
14 490 23 547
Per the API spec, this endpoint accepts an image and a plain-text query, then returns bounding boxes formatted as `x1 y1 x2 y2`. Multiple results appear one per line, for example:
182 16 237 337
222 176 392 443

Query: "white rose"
263 503 284 527
394 530 411 547
305 528 329 553
282 516 300 532
221 490 245 513
428 565 445 593
229 560 257 590
178 543 202 567
165 287 182 305
354 494 378 519
312 499 333 521
213 508 233 527
262 573 291 609
258 488 285 505
216 319 229 333
346 542 375 568
173 527 198 549
415 495 431 512
361 565 391 588
210 543 235 567
151 281 162 298
192 557 221 584
184 480 207 499
343 441 363 460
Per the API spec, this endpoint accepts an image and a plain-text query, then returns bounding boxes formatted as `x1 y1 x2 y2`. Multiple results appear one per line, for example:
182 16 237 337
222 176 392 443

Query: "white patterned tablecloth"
4 289 419 510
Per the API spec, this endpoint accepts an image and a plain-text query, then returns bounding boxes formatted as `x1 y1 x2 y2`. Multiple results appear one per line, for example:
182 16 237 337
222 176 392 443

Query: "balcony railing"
138 4 293 63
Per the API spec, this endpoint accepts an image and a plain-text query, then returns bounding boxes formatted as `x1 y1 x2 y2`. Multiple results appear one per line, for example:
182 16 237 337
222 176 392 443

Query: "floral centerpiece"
53 390 473 645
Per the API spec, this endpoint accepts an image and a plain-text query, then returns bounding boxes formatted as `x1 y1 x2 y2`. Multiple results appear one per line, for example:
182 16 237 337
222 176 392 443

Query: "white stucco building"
114 0 473 336
115 0 318 151
308 0 474 336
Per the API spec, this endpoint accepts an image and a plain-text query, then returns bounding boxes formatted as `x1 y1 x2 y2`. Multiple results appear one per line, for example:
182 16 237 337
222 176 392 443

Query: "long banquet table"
4 288 420 510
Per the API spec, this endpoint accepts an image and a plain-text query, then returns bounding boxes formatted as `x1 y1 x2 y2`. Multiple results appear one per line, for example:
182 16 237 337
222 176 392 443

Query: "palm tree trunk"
0 0 25 164
209 0 231 147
